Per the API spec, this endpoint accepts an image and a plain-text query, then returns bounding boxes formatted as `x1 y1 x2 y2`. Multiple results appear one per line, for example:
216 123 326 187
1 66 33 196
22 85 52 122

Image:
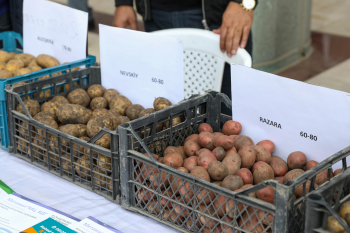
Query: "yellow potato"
14 68 32 76
27 65 42 72
37 54 59 68
7 59 25 68
0 61 6 70
27 59 39 67
14 53 35 66
5 63 19 75
0 51 9 63
0 70 13 79
8 52 16 60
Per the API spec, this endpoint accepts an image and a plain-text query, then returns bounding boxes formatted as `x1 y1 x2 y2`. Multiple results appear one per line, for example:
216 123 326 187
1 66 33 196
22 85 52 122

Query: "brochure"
0 193 79 233
0 180 14 195
21 218 77 233
70 216 122 233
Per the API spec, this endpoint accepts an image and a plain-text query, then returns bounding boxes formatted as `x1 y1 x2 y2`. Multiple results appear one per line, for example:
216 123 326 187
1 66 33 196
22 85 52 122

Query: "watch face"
243 0 256 10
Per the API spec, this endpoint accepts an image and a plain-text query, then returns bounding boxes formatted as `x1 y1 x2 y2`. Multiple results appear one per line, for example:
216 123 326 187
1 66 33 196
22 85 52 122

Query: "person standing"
113 0 257 115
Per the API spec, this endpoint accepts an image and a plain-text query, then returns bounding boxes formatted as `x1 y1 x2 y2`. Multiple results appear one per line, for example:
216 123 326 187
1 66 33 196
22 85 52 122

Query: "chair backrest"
152 28 252 99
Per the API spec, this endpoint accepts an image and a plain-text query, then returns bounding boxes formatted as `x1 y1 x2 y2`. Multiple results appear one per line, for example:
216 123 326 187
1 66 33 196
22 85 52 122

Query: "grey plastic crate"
5 67 120 203
305 166 350 232
118 91 340 233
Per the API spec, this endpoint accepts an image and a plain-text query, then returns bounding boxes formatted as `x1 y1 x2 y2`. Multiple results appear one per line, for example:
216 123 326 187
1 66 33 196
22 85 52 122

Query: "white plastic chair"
152 28 252 99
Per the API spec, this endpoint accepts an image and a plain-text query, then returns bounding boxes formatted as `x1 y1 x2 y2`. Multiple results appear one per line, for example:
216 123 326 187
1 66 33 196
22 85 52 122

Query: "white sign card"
0 187 7 201
0 193 78 232
70 216 122 233
99 25 184 108
230 64 350 169
23 0 88 64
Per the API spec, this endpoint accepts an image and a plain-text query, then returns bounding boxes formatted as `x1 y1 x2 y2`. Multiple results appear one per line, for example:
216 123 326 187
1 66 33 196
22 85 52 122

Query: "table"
0 149 179 233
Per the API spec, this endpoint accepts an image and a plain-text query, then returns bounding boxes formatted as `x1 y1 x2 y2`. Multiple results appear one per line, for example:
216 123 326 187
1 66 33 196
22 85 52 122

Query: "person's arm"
113 0 138 30
213 1 255 57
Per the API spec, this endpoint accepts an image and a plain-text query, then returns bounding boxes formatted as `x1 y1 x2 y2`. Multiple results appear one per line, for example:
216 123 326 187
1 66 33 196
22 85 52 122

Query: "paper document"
99 25 184 108
0 193 79 233
231 64 350 169
23 0 88 64
0 180 14 195
70 216 122 233
21 218 77 233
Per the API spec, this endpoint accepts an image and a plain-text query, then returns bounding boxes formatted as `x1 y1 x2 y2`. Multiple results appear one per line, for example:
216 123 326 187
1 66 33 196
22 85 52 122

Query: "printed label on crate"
230 64 350 169
0 193 79 233
99 24 184 108
21 218 76 233
70 216 122 233
23 0 88 64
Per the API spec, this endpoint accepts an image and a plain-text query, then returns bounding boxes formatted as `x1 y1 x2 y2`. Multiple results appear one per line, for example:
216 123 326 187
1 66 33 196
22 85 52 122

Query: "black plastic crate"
305 166 350 232
118 90 341 233
5 67 120 203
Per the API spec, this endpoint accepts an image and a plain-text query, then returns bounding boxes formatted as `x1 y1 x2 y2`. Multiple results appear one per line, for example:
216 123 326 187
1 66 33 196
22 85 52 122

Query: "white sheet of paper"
99 25 184 108
70 216 122 233
23 0 88 64
231 64 350 170
0 187 7 200
0 193 78 232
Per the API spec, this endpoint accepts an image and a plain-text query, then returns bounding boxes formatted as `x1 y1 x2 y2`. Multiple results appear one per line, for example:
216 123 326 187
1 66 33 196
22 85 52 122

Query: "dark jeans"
144 9 253 116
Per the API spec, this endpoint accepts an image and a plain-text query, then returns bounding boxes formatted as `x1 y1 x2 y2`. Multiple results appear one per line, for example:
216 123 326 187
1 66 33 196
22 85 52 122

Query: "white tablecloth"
0 148 179 233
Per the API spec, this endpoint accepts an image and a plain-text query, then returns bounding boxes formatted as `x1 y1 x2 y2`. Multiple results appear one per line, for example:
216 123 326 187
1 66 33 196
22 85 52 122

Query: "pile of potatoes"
15 83 173 191
0 51 68 83
136 120 338 232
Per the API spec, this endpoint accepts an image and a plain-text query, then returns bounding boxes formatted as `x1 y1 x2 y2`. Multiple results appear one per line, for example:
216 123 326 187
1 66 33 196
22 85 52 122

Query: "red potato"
222 175 243 191
184 134 199 143
334 169 342 176
295 180 319 198
198 123 213 133
159 190 174 207
198 132 215 150
157 157 164 163
214 194 227 217
208 161 228 181
274 176 284 184
252 161 268 174
144 153 159 160
257 187 274 204
238 212 264 233
201 227 222 233
190 166 210 182
134 169 144 184
163 152 183 169
196 148 211 157
222 152 241 175
197 186 215 204
283 169 305 184
220 216 234 233
226 185 256 218
229 134 242 144
216 135 234 150
270 157 288 177
178 180 193 203
257 209 274 226
198 151 217 171
184 140 201 157
149 170 169 190
234 136 254 150
253 145 272 164
178 146 185 159
253 163 274 185
305 160 333 185
147 200 161 214
183 156 198 172
222 120 242 135
225 147 237 155
163 208 184 224
305 160 318 171
197 205 218 229
237 168 253 185
173 196 191 217
136 187 155 201
212 147 226 161
213 132 224 137
177 167 189 174
238 146 256 169
164 146 186 160
287 151 307 170
257 140 275 155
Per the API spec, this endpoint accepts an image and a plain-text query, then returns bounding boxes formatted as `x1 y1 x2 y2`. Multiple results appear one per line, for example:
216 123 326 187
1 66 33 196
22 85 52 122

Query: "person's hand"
213 2 254 57
113 5 138 30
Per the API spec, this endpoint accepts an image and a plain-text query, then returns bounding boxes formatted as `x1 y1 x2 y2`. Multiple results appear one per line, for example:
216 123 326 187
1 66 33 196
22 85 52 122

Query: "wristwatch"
239 0 256 11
